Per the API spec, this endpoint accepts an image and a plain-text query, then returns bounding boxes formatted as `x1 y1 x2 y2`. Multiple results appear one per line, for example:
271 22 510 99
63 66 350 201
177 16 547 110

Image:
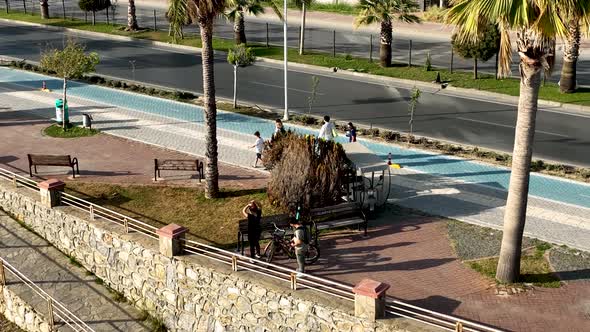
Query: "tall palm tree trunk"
127 0 139 31
559 19 580 93
234 10 247 45
299 3 306 55
496 58 542 283
40 0 49 19
379 19 392 67
199 19 220 199
62 77 67 129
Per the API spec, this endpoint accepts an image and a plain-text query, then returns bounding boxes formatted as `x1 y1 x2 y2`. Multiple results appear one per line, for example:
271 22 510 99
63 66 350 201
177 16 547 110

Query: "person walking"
318 115 336 141
250 131 264 168
289 218 309 277
242 201 262 259
346 122 357 142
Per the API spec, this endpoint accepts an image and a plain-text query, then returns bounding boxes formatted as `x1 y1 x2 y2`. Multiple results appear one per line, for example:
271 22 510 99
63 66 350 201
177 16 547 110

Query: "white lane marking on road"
249 81 325 95
456 117 570 138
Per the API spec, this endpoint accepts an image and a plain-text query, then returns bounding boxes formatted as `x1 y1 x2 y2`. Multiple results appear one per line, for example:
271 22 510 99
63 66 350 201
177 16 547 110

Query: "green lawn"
44 123 99 138
2 11 590 106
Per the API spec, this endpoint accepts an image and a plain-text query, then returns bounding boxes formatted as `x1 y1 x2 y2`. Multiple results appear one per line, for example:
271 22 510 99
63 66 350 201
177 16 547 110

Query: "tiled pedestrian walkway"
1 67 589 251
0 210 150 331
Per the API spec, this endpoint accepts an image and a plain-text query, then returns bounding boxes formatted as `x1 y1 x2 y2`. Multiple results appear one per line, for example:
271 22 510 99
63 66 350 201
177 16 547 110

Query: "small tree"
79 0 111 25
407 87 421 144
40 39 99 129
307 76 320 114
424 52 432 71
166 0 192 42
264 132 348 214
451 23 500 79
227 44 255 108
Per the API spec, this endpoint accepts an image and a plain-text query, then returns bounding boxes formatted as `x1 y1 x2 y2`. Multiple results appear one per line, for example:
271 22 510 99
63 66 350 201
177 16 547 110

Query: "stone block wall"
0 183 420 332
0 286 52 332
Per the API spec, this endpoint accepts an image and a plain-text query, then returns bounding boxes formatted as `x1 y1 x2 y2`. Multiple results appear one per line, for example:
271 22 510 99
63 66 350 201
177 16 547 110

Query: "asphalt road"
1 20 590 167
5 0 590 83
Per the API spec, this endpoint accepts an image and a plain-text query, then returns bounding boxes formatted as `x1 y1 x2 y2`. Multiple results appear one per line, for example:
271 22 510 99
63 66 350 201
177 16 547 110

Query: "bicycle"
263 223 320 265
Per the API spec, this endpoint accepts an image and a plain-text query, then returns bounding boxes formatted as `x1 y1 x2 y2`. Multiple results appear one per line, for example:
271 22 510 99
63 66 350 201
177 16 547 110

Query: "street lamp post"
282 0 289 120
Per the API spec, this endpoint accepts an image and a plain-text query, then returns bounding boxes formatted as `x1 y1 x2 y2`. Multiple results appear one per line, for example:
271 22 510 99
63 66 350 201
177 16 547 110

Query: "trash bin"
55 99 69 124
82 114 93 129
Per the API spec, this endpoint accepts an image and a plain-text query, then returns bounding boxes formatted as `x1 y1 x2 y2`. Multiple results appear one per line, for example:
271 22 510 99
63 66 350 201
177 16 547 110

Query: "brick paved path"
0 211 150 331
0 95 268 190
276 214 590 332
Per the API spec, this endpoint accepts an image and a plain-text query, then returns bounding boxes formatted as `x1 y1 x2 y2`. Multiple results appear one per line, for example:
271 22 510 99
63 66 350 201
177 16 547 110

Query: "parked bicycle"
263 223 320 264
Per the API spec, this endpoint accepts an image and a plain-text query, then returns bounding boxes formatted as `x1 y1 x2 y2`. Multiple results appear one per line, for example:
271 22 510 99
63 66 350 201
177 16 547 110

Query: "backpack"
296 225 309 245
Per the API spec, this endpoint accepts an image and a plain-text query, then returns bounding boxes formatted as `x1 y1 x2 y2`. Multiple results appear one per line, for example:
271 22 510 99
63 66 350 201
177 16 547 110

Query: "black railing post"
450 46 454 73
62 0 65 19
153 9 157 31
266 22 269 47
369 34 373 63
333 30 336 57
408 39 412 67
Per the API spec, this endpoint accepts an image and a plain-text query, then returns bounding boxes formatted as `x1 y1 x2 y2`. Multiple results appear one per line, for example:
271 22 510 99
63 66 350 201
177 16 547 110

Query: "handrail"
0 167 504 331
0 257 95 331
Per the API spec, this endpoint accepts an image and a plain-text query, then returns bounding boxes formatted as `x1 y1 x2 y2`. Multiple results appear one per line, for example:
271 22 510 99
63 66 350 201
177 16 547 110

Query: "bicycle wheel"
265 242 276 263
305 244 320 265
262 241 273 257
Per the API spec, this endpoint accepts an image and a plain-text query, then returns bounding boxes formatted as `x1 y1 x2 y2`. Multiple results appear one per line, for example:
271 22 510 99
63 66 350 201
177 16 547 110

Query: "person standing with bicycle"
242 201 262 259
289 218 309 277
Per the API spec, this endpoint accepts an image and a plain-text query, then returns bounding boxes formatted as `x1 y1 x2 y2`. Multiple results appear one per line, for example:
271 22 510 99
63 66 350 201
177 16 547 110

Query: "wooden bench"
27 154 79 178
237 214 290 255
154 159 204 182
310 202 367 236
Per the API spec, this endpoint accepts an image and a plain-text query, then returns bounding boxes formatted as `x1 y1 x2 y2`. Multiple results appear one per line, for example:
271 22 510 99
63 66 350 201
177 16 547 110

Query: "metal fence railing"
0 167 505 332
0 256 95 331
0 0 513 75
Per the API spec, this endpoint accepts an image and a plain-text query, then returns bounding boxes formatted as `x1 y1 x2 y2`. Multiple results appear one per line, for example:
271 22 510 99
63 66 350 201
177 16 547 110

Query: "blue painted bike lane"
2 67 590 209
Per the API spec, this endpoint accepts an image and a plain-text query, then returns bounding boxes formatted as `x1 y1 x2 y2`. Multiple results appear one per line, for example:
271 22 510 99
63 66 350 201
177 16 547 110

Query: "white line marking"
457 117 570 138
249 81 325 95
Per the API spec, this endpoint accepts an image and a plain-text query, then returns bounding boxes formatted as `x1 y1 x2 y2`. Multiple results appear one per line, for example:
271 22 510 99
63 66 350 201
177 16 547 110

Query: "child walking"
251 131 264 168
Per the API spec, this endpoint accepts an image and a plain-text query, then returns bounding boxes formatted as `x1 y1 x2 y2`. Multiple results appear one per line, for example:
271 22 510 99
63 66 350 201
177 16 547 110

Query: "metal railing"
0 167 504 331
385 300 504 332
0 257 95 331
0 167 39 191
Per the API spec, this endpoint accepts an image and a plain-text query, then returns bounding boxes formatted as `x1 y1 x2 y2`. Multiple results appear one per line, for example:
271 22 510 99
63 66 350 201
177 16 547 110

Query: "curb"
3 17 590 115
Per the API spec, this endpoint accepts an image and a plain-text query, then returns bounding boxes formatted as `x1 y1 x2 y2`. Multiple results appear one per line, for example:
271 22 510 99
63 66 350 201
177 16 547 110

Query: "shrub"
264 132 349 214
345 54 353 60
530 160 545 172
294 115 318 125
379 130 400 141
423 5 446 23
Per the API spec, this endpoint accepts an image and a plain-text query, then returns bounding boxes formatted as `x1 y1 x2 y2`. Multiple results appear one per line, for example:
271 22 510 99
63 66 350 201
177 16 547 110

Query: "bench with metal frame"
154 159 204 182
27 154 80 178
309 202 367 236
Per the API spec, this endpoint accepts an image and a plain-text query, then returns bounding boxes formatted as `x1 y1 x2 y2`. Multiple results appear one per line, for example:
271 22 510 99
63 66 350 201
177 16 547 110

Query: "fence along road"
0 167 504 332
4 0 590 83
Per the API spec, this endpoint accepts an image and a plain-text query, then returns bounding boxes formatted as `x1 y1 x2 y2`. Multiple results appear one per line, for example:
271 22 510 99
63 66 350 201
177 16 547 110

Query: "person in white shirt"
318 115 336 141
251 131 265 167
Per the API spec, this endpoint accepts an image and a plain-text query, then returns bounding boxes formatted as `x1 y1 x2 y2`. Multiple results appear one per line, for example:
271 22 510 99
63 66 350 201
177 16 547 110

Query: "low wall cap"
352 279 390 299
157 223 188 238
38 179 66 190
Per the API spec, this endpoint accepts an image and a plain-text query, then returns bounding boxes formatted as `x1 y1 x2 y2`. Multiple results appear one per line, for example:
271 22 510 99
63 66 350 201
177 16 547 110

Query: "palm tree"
226 0 281 45
40 0 50 19
559 5 589 93
168 0 225 199
355 0 420 67
294 0 314 55
447 0 590 283
127 0 139 31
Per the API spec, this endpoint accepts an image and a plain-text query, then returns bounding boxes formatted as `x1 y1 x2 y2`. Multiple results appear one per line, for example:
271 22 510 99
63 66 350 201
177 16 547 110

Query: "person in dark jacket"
346 122 357 142
242 201 262 258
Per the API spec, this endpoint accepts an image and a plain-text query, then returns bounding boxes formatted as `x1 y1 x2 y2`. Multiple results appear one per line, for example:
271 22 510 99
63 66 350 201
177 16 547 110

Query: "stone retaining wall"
0 286 51 332
0 182 422 332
